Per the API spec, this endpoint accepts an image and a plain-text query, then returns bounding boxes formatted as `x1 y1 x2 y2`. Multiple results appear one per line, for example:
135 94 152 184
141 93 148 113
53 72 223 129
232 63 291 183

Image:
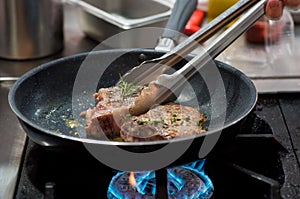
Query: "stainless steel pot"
0 0 64 60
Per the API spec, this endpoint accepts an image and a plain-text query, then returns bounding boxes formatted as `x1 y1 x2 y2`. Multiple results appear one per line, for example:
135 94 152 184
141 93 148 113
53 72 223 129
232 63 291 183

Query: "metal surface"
69 0 172 41
0 4 98 199
154 0 197 51
154 0 265 97
0 80 26 199
0 0 64 60
0 77 19 81
123 0 264 85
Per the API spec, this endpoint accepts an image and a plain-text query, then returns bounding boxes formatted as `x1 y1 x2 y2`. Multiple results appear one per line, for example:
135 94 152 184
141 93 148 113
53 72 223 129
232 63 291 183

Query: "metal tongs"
124 0 267 115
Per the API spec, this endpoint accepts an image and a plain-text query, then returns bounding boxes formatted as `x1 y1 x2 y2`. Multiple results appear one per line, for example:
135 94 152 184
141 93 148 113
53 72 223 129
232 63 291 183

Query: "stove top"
1 4 300 199
13 94 300 199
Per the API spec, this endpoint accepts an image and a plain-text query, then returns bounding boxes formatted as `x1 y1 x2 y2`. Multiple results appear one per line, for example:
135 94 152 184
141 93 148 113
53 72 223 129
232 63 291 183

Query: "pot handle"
155 0 197 51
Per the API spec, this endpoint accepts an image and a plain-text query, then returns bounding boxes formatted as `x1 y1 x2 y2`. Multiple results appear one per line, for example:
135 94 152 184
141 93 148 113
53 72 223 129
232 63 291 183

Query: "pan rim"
8 50 258 147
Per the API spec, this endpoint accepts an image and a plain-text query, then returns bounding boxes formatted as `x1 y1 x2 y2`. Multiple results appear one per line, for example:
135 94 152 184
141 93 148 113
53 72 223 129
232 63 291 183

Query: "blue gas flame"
107 160 213 199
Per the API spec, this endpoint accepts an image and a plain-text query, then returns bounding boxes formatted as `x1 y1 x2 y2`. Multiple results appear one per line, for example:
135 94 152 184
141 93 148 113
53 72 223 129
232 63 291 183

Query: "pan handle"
155 0 197 51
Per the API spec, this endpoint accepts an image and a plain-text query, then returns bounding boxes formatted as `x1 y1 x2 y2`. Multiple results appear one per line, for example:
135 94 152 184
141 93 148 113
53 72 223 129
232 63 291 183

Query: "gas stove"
1 4 300 199
12 94 300 199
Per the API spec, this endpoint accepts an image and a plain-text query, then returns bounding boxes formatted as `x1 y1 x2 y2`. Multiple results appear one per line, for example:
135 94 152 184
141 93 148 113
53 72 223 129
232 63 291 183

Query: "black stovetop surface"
14 94 300 199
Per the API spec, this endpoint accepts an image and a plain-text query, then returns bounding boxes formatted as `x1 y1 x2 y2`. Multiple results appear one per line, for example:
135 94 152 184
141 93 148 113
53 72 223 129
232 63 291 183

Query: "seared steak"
82 85 142 139
120 103 206 142
82 82 206 141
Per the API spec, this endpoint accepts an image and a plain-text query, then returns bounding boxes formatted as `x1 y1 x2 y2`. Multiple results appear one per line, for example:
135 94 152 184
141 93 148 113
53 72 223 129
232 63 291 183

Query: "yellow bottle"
207 0 238 21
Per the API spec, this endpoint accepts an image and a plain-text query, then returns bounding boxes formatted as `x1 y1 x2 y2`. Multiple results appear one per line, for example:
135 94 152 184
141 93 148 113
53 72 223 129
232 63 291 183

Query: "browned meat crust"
120 103 206 142
82 86 140 139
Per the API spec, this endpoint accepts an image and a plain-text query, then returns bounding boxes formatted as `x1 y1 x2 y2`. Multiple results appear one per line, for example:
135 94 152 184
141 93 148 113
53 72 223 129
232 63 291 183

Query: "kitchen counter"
217 24 300 93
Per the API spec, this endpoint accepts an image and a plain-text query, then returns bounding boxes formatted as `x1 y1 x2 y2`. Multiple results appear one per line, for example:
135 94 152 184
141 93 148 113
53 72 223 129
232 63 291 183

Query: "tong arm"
124 0 265 85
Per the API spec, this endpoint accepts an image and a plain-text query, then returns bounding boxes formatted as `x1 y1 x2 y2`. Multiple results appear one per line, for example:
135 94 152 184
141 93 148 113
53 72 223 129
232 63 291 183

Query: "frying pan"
8 49 257 169
8 1 258 171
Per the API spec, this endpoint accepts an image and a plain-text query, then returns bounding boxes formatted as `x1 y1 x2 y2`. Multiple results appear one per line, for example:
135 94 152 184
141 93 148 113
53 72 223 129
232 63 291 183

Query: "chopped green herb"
170 114 181 124
196 119 204 127
117 75 144 100
137 119 149 125
136 118 166 126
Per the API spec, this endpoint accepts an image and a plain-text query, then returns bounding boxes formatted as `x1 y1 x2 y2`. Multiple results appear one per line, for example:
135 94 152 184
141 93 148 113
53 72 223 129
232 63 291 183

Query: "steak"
120 103 206 142
82 83 206 141
82 85 142 139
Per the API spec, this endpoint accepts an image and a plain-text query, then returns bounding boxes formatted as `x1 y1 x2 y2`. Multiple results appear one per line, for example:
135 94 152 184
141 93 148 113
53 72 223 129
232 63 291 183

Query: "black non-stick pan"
8 0 260 170
8 48 257 169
